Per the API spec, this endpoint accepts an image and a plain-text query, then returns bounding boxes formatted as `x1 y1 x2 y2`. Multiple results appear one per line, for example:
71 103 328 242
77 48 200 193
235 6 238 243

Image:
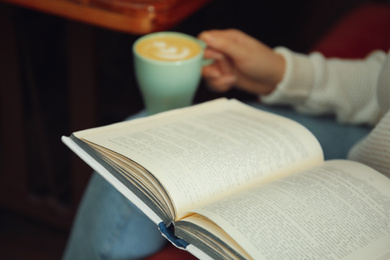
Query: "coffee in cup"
133 32 207 115
135 35 202 62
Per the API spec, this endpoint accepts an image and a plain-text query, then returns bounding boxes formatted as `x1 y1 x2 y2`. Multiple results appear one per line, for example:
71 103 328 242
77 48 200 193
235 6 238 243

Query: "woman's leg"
63 173 167 260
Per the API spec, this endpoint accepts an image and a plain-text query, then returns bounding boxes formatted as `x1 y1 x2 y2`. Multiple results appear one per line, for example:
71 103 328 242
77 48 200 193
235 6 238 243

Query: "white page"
75 99 324 219
192 160 390 259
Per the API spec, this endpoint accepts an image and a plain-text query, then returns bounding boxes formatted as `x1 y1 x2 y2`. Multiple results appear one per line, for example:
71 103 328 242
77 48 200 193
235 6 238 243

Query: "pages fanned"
62 98 390 260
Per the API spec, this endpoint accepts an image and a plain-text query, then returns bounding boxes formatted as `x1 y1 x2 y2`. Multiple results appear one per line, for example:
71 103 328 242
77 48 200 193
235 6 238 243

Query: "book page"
74 99 324 219
191 160 390 259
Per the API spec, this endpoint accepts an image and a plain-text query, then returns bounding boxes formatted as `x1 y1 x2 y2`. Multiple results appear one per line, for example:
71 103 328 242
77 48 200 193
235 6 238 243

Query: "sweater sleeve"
261 47 386 125
348 51 390 177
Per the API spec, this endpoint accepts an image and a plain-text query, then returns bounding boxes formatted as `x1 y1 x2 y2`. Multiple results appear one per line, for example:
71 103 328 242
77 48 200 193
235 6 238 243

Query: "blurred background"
0 0 386 258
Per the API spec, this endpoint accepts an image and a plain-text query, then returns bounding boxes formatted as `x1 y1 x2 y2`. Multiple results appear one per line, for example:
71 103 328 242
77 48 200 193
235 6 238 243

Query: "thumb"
199 30 244 60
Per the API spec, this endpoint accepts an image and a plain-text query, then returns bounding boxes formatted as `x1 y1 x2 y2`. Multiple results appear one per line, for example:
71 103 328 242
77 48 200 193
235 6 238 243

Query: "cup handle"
198 39 214 66
202 58 214 66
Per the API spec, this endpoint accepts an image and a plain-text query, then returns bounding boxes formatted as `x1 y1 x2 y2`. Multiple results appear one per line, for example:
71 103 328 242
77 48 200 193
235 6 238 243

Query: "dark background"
0 0 381 258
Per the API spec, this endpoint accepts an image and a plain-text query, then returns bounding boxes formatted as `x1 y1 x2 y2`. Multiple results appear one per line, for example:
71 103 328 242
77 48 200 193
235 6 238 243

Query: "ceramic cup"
133 31 209 115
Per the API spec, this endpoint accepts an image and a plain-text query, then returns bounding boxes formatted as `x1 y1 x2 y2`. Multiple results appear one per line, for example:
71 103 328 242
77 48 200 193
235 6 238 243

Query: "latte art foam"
136 35 201 61
152 41 191 60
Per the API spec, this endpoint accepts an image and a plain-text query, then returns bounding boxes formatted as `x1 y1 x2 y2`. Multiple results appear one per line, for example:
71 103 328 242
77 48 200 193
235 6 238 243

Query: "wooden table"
0 0 211 34
0 0 212 229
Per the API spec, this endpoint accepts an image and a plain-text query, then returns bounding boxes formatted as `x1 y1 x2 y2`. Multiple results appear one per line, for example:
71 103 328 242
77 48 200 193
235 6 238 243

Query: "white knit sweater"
262 48 390 177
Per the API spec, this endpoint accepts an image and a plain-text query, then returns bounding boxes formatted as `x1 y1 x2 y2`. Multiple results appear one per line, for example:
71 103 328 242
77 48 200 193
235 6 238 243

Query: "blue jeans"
62 103 372 259
62 171 167 260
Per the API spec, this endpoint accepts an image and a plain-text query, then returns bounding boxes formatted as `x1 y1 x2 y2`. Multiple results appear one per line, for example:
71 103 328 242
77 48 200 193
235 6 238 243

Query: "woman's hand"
198 29 285 95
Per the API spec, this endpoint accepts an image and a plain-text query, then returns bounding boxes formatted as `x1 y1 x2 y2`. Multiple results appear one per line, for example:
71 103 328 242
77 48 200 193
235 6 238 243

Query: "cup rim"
133 31 205 65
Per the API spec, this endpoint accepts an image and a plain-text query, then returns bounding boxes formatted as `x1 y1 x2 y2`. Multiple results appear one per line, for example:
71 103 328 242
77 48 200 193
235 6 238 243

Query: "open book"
62 98 390 260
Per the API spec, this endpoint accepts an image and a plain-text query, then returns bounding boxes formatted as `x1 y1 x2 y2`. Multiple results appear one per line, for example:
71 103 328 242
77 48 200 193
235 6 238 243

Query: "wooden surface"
0 0 212 34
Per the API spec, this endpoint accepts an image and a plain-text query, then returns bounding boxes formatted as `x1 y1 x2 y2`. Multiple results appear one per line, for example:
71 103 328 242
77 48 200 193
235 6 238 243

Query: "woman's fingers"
199 29 283 95
199 29 249 61
202 51 237 92
203 48 224 61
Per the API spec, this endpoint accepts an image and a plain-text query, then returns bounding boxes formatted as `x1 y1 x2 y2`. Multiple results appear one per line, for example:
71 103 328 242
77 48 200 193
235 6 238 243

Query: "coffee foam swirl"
136 35 201 61
152 41 191 60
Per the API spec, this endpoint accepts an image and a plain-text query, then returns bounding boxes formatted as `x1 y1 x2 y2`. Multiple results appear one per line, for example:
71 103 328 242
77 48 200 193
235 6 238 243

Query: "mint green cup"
133 32 207 115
